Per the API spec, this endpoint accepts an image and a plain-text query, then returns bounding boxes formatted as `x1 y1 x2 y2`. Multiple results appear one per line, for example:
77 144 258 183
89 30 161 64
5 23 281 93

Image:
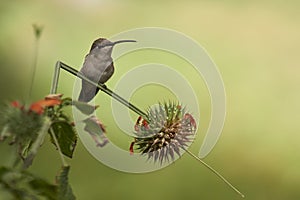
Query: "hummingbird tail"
78 91 89 102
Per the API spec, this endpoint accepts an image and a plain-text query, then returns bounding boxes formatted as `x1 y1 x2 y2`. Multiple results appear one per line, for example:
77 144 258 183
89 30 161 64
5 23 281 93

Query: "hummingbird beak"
112 40 137 45
98 40 136 48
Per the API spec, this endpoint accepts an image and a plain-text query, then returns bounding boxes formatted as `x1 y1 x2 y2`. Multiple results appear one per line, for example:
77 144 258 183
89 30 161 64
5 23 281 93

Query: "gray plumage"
78 38 136 102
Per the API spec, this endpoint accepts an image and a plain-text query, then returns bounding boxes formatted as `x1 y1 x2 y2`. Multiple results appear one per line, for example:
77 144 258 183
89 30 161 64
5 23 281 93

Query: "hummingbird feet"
100 84 107 91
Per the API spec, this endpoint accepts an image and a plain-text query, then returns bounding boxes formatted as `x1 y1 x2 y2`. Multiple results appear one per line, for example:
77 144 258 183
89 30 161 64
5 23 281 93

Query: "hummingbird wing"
78 56 114 102
98 62 114 84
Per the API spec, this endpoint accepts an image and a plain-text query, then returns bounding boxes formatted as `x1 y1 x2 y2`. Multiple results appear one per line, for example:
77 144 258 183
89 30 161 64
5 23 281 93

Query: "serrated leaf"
72 101 98 115
83 116 106 134
50 121 77 158
56 166 75 200
0 166 58 200
82 116 108 147
28 177 57 200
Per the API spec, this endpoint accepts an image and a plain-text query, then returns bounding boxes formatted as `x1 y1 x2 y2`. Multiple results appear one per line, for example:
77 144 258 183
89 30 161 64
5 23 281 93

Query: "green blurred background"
1 0 300 199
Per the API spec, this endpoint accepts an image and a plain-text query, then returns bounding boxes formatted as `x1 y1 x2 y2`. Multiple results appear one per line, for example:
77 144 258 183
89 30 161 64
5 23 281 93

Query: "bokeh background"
1 0 300 199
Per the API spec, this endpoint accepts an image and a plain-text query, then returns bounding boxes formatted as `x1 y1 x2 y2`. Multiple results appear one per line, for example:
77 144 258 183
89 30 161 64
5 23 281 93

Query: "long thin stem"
49 127 68 166
185 149 245 198
27 33 40 102
50 61 61 94
51 61 147 119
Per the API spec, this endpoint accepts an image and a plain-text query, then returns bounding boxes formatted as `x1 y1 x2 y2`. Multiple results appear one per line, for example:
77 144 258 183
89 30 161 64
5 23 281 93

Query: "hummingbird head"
90 38 136 55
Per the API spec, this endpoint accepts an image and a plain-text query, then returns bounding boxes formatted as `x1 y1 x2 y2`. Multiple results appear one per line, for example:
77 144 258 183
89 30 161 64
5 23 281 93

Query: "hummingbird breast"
81 54 115 84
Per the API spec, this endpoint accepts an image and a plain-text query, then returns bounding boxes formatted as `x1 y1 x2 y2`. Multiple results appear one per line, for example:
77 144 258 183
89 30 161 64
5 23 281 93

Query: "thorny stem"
51 61 147 119
49 127 68 166
185 149 245 198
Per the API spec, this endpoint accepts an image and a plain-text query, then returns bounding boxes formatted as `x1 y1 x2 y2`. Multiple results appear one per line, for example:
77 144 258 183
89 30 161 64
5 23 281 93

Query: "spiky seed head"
131 102 197 164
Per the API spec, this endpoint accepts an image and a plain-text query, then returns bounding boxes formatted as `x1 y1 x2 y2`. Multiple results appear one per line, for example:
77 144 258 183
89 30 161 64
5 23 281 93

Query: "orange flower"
29 99 61 114
11 101 21 108
10 95 62 115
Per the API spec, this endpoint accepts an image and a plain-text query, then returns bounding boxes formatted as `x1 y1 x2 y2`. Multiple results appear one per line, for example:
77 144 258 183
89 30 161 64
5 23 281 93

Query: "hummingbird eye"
97 45 107 49
98 42 113 49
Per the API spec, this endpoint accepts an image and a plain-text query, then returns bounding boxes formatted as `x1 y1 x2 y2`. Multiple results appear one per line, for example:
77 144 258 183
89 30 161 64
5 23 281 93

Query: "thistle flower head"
131 102 197 163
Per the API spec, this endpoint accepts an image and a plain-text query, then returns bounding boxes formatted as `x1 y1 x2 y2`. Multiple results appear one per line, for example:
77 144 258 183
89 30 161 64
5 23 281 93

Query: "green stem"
50 61 61 94
49 126 68 166
51 61 147 119
185 149 245 198
27 35 40 102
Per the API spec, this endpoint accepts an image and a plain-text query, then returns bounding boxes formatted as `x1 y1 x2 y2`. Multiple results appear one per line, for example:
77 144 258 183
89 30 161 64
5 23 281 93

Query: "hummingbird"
78 38 136 102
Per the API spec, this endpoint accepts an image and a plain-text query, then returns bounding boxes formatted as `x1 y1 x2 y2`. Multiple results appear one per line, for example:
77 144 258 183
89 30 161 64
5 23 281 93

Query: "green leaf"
56 166 75 200
60 98 72 107
28 177 57 200
82 116 108 147
0 166 58 200
50 121 77 158
72 100 99 115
